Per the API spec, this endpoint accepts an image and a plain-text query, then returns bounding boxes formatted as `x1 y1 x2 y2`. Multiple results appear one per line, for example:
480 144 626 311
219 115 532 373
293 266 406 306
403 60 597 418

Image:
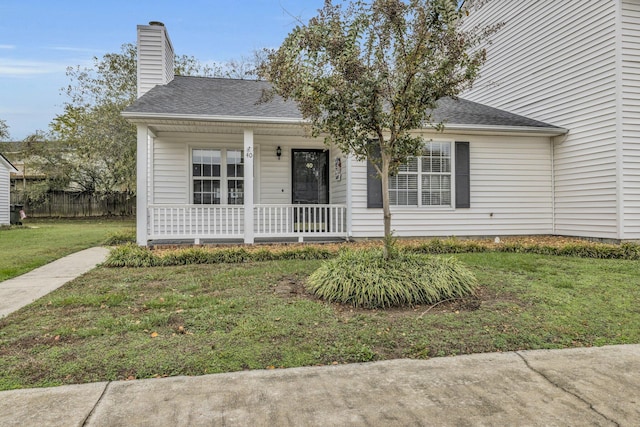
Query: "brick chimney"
136 21 175 98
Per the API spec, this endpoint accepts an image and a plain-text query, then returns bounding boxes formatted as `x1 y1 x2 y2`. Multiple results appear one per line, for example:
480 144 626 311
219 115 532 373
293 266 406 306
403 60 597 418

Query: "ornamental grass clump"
306 249 477 309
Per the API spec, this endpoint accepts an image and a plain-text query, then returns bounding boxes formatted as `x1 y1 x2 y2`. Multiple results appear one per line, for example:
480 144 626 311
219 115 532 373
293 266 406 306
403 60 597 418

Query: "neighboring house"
1 142 48 192
462 0 640 241
0 152 18 225
124 22 568 246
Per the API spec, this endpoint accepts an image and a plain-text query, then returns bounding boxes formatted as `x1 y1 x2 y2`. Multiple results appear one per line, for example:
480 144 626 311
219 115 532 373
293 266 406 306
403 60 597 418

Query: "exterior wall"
621 0 640 238
464 0 620 239
0 166 10 225
350 133 554 238
257 136 345 205
137 23 174 99
150 132 344 206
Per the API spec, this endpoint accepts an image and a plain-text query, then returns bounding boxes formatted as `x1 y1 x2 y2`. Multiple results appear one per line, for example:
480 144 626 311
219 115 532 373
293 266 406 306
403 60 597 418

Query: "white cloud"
0 58 68 77
0 44 16 49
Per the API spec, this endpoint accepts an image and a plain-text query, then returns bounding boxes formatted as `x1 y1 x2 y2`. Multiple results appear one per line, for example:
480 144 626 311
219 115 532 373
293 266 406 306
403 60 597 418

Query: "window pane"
228 180 244 205
441 191 451 205
408 174 417 190
193 150 203 164
442 158 451 173
432 157 442 173
389 175 398 190
211 180 220 204
422 157 432 173
399 157 418 173
193 164 202 177
407 190 418 205
227 150 244 178
203 164 212 177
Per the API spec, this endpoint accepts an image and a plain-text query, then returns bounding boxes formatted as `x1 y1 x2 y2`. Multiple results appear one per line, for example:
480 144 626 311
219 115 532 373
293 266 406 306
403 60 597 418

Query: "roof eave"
122 111 304 126
122 112 569 137
436 123 569 137
0 154 18 173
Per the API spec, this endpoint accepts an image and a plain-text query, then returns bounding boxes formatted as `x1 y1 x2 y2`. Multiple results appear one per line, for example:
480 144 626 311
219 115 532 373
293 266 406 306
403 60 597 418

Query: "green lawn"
0 251 638 390
0 218 135 282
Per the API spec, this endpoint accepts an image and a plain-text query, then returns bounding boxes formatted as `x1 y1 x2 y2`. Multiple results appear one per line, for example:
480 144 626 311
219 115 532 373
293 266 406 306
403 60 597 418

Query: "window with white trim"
389 141 452 207
192 149 244 205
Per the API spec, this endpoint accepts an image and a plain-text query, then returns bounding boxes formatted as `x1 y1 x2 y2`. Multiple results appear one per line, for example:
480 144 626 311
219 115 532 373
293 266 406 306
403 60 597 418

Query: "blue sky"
0 0 328 140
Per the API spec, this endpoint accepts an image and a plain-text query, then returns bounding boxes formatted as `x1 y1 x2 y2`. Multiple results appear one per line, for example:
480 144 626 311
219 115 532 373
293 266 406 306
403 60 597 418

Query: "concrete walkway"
0 344 638 426
0 247 110 318
0 248 638 425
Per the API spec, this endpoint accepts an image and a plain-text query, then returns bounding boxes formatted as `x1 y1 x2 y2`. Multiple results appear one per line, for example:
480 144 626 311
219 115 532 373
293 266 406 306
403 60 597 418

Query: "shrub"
103 229 136 246
102 238 640 268
103 243 159 267
306 249 477 309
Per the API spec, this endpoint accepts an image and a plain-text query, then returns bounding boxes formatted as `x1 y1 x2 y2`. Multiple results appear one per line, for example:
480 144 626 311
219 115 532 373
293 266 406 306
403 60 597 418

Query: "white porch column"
243 129 255 244
136 125 149 246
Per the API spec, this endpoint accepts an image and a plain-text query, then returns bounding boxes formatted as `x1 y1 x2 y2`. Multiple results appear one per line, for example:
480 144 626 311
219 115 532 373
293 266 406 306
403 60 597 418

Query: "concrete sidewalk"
0 247 110 318
0 344 638 426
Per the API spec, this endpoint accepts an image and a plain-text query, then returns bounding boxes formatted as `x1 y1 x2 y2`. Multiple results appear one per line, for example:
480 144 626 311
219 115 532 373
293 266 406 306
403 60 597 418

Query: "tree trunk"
380 152 392 260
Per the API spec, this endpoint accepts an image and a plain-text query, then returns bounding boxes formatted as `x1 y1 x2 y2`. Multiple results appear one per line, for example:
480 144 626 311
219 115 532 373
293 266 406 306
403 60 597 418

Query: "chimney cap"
149 21 165 26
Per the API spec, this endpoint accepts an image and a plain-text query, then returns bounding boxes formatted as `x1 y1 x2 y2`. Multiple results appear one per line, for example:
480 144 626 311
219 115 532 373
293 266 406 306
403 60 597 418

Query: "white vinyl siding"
258 138 293 205
463 0 619 239
350 134 553 238
0 166 9 225
153 138 188 204
137 24 174 98
621 0 640 238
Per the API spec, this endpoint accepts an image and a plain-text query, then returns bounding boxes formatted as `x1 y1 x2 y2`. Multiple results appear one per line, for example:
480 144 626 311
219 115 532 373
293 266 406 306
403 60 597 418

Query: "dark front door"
292 150 329 232
292 149 329 204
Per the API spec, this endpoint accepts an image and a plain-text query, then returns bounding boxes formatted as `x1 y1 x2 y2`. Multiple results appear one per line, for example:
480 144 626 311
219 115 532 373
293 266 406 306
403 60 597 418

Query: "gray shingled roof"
124 75 562 130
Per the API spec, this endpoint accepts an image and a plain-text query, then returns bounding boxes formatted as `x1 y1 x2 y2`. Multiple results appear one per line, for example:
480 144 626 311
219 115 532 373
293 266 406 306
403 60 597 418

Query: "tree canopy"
44 43 255 195
260 0 497 258
0 119 9 141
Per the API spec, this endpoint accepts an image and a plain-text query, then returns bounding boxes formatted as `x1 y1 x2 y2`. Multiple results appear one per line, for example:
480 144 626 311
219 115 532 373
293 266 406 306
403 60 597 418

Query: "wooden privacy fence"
10 191 136 218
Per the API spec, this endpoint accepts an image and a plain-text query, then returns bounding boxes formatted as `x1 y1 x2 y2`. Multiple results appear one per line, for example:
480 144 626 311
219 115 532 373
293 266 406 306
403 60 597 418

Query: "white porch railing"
149 205 244 240
254 204 347 238
148 204 347 241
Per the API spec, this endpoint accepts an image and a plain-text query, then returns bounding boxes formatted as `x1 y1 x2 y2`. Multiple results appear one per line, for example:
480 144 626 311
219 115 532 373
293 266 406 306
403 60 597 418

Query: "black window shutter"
455 142 470 208
367 143 383 208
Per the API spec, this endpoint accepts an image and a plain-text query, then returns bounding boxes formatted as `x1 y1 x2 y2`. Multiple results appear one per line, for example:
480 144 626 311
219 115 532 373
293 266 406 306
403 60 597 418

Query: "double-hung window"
226 150 244 205
192 149 244 205
389 141 452 207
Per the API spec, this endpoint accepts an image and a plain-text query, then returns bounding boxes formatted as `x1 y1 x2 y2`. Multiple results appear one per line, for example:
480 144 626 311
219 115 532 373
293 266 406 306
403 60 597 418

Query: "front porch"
147 203 348 244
